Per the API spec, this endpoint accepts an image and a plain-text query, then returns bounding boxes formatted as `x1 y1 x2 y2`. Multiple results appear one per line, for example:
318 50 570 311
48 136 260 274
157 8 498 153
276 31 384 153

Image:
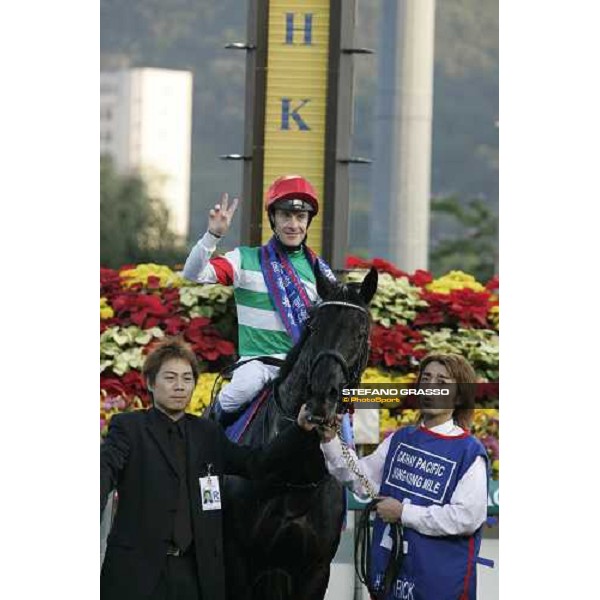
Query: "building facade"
100 68 194 238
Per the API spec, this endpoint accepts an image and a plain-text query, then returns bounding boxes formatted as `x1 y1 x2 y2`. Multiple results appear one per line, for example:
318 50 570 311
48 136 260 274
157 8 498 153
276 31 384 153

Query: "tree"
100 156 187 268
429 196 498 282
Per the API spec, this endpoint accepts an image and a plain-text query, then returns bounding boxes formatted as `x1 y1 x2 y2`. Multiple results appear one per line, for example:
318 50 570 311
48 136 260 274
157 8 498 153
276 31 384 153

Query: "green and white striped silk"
233 246 319 358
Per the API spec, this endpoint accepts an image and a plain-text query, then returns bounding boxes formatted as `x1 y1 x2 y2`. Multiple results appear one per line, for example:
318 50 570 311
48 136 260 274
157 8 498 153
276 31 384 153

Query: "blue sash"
260 237 336 343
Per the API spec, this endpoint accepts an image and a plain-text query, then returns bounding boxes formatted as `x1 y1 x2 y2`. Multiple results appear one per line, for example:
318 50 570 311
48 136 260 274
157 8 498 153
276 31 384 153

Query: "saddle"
222 385 272 442
207 356 285 442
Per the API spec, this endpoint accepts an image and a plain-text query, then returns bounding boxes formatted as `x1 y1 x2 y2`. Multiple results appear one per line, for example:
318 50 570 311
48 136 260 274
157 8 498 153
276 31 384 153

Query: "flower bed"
100 260 499 476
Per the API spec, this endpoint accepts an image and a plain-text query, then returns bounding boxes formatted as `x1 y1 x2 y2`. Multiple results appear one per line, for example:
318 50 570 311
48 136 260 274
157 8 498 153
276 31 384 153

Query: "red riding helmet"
265 175 319 216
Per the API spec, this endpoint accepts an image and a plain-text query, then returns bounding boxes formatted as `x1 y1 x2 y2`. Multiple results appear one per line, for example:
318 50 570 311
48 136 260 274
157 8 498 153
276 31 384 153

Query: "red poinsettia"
485 275 499 293
345 255 408 279
184 317 236 363
162 288 181 303
413 293 449 327
481 435 499 461
475 381 500 403
122 370 150 404
370 324 426 369
100 267 123 297
415 289 493 329
100 267 120 285
110 293 172 328
146 275 161 289
371 258 408 279
162 315 188 335
447 288 493 328
101 370 151 408
409 269 433 287
345 256 372 270
100 374 127 399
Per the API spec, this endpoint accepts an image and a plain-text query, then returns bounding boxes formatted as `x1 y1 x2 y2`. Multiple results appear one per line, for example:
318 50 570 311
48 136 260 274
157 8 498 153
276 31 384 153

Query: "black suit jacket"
100 408 317 600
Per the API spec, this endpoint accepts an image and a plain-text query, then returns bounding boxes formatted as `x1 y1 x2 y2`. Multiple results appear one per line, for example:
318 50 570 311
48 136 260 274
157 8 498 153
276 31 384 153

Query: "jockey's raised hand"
208 192 239 238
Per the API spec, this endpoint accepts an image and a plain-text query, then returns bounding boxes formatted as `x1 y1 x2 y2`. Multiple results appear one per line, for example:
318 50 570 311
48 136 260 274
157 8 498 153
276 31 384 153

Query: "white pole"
391 0 436 271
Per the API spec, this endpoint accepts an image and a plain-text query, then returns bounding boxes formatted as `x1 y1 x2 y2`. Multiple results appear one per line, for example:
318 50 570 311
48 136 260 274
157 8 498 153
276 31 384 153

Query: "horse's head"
303 265 378 425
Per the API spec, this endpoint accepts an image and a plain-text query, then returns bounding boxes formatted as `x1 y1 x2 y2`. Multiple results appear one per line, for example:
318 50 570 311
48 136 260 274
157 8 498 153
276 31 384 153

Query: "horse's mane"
275 312 313 383
275 282 369 383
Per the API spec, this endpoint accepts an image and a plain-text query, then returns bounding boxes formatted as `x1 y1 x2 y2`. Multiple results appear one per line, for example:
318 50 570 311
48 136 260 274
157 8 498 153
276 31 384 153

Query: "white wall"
132 68 193 238
100 68 193 238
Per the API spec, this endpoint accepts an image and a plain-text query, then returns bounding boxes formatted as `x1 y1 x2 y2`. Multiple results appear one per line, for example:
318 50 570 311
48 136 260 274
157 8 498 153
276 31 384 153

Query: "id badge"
199 475 222 511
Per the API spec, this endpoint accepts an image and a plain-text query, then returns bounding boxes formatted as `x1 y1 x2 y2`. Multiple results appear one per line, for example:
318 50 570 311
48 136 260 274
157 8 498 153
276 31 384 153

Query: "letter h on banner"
285 13 313 45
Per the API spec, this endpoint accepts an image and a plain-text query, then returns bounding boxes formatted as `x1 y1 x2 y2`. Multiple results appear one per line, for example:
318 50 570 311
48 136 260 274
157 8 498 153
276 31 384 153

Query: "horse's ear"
314 261 337 300
359 267 378 304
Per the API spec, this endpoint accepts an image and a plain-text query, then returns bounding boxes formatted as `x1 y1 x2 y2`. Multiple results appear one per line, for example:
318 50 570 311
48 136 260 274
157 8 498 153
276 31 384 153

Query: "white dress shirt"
181 231 227 283
320 418 488 537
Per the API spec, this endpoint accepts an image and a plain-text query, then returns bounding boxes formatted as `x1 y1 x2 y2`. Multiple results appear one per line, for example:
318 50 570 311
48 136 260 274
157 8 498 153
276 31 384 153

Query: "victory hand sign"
208 193 239 238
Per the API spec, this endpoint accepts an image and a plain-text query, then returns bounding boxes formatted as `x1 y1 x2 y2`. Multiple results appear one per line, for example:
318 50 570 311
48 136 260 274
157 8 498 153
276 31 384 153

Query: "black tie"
170 420 193 552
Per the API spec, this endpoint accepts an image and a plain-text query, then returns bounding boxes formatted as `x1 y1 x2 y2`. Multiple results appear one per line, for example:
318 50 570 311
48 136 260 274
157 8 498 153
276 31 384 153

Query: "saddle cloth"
224 386 271 442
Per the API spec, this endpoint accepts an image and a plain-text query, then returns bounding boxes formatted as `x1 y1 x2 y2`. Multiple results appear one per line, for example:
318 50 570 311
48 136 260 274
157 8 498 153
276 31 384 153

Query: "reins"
343 445 403 600
304 300 371 424
355 500 404 600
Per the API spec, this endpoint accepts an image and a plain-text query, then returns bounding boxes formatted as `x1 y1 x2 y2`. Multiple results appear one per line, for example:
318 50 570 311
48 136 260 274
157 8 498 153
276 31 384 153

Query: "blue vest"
370 425 488 600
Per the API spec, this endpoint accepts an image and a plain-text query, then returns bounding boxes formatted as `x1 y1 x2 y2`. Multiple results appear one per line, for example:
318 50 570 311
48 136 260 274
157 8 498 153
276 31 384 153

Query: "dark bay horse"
220 266 378 600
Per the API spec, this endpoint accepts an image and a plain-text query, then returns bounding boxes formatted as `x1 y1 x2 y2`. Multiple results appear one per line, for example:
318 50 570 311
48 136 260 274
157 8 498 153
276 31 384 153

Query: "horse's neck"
276 349 311 417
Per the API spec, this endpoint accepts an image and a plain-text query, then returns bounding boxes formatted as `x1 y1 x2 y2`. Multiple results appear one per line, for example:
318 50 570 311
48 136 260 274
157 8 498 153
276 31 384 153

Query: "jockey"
182 175 338 415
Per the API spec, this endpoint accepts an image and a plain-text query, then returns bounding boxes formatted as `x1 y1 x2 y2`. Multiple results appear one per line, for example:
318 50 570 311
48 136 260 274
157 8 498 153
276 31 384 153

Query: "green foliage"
179 283 238 342
429 196 498 282
100 157 187 268
415 327 499 381
346 271 428 327
100 325 165 374
435 0 498 78
179 283 233 308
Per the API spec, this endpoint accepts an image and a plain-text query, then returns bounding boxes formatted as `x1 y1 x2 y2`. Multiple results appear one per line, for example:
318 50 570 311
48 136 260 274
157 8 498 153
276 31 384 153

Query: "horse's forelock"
330 281 367 309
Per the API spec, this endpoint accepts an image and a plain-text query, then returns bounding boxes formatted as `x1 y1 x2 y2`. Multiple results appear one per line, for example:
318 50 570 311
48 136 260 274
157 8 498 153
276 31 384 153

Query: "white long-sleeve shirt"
182 231 232 284
321 419 488 537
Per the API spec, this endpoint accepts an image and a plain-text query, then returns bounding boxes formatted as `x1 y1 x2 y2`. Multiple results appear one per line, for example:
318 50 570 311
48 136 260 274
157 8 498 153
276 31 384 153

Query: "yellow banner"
261 0 331 253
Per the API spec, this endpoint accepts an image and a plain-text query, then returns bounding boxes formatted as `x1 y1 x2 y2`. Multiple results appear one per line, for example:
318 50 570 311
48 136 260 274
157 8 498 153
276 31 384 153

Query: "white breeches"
218 360 281 413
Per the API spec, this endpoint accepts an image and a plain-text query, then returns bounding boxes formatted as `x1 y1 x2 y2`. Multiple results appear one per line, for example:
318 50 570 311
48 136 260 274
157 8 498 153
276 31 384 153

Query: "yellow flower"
362 369 420 439
472 409 499 439
187 372 220 415
361 368 417 385
426 271 485 294
379 408 420 440
392 372 417 385
120 264 185 288
489 305 499 329
100 297 114 319
361 367 393 383
473 408 499 422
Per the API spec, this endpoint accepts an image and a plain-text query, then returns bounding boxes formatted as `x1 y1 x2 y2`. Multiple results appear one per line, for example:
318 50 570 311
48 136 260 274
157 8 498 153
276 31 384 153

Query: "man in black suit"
101 337 318 600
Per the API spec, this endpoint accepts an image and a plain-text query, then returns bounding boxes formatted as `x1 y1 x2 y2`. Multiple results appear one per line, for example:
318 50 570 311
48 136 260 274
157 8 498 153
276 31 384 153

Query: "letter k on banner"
281 98 311 130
